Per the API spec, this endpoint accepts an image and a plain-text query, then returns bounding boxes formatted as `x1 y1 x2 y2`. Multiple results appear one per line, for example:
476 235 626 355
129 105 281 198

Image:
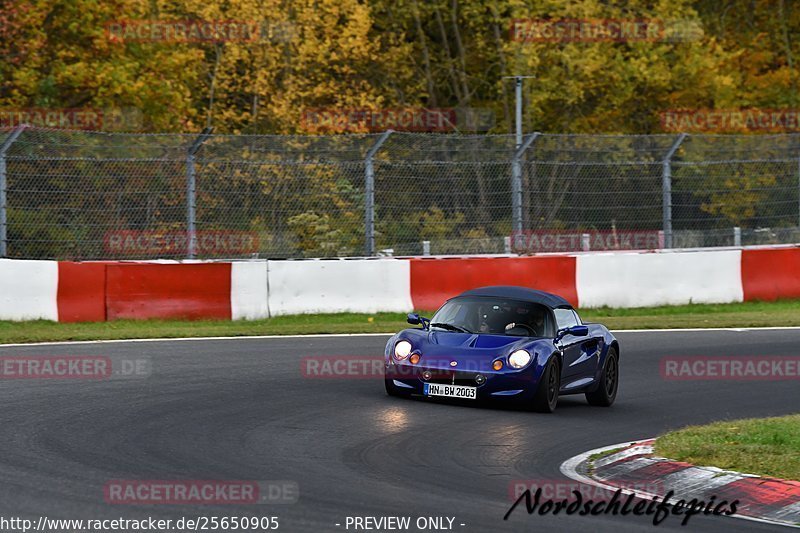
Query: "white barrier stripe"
268 259 412 315
576 250 743 309
593 444 655 469
231 262 269 320
0 259 59 321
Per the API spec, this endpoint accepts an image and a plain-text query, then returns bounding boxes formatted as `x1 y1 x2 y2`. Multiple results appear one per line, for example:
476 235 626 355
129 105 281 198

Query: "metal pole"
581 233 591 252
186 155 196 259
512 132 541 234
662 133 687 249
186 127 213 259
0 125 27 258
364 130 392 256
515 77 523 149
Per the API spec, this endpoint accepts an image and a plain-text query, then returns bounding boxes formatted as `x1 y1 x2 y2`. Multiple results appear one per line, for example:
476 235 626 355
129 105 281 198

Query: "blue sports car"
384 286 619 412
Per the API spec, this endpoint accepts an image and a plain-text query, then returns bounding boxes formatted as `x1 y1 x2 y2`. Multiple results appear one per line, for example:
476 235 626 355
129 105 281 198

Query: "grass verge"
655 414 800 480
0 313 409 344
1 299 799 344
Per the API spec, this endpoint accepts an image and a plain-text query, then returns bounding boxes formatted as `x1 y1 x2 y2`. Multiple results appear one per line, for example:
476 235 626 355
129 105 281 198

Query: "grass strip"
655 414 800 480
1 299 799 344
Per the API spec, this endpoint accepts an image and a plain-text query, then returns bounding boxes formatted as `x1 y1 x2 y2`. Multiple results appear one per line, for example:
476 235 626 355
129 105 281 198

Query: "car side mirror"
407 313 421 325
569 325 589 337
555 324 589 342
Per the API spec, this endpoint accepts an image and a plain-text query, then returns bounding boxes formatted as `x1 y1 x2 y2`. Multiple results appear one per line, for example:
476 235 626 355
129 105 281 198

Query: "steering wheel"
505 322 536 336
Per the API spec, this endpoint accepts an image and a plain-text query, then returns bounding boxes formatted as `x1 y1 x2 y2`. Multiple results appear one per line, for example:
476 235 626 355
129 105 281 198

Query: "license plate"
423 383 477 399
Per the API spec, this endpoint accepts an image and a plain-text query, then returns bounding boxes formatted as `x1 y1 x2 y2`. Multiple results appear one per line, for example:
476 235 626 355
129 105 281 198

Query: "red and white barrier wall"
0 247 798 322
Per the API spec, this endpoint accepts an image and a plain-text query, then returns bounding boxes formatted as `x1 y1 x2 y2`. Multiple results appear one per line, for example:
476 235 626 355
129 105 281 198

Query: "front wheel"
585 348 619 407
531 357 560 413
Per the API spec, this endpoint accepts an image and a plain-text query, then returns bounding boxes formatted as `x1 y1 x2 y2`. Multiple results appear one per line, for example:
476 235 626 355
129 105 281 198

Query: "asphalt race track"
0 329 798 532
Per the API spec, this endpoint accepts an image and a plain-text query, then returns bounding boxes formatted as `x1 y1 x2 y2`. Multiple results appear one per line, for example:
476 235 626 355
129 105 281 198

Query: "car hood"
396 328 549 371
427 330 525 349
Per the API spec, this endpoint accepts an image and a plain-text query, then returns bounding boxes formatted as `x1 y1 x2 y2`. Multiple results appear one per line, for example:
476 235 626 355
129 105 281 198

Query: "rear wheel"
532 357 560 413
586 347 619 407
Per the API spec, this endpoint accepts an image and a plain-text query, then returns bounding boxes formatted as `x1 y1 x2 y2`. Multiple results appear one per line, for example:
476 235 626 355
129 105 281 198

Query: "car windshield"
430 296 554 337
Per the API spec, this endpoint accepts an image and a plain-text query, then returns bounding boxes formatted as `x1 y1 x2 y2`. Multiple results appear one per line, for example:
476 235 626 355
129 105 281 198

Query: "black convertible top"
458 285 572 309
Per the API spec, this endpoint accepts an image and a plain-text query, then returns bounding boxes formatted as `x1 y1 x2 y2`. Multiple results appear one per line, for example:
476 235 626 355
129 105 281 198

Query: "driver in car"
477 302 546 336
477 303 521 333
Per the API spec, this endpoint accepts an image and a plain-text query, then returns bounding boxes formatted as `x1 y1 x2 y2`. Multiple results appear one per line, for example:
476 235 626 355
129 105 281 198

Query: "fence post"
0 124 27 258
662 133 687 249
364 130 392 256
511 132 541 234
186 127 213 259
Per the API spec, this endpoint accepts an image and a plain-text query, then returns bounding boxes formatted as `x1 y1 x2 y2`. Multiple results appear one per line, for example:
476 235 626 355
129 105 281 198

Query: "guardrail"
1 245 797 322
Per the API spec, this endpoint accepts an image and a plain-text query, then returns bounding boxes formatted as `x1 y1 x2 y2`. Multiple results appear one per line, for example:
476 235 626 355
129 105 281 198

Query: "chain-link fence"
2 126 800 260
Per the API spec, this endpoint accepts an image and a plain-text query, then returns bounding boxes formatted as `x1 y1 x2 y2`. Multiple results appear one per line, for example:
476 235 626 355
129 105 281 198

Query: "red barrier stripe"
106 264 232 320
742 248 800 301
57 262 107 323
409 256 577 310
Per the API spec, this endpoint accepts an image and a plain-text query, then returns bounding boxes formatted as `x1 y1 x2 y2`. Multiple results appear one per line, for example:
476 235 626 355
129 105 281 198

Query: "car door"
553 308 598 387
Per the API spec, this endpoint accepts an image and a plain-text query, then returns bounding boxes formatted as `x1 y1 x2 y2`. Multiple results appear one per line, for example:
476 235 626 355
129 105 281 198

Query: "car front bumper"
385 360 540 401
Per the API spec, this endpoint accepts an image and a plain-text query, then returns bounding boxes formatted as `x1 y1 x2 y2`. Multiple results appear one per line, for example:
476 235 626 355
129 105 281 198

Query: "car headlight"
508 349 532 369
394 340 412 360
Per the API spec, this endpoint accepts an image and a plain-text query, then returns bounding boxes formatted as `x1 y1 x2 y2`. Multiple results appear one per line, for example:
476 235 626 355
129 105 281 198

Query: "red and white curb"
560 438 800 528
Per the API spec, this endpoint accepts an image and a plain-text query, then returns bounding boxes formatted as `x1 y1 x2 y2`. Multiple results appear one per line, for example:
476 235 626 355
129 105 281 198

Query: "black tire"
532 357 560 413
586 347 619 407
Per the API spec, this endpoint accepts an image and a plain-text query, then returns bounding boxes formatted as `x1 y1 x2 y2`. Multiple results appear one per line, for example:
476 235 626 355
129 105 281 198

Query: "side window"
572 310 583 325
554 308 579 331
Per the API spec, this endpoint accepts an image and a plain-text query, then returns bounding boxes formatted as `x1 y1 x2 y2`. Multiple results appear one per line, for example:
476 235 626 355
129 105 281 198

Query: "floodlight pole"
662 133 687 249
504 76 536 234
365 130 393 256
186 127 214 259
